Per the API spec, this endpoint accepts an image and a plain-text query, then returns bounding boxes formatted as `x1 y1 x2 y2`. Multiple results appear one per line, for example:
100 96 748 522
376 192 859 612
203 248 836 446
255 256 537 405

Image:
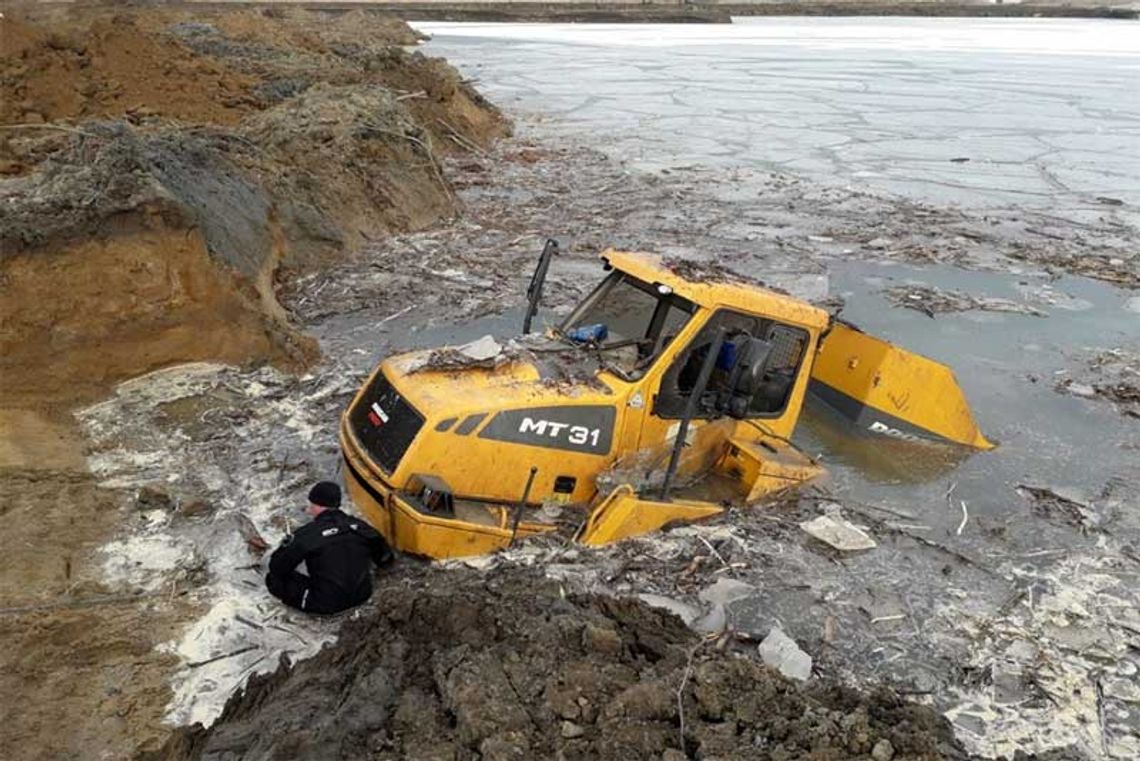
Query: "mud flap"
809 322 993 449
578 485 724 546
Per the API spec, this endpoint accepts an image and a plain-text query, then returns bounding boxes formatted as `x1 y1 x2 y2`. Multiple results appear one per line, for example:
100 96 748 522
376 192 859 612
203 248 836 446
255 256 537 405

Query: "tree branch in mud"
675 638 708 750
361 121 454 202
187 645 260 670
437 117 489 157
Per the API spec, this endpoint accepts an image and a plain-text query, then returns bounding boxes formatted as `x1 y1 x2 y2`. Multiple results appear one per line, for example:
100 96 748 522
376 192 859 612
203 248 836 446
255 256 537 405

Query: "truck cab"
340 247 989 558
339 249 831 557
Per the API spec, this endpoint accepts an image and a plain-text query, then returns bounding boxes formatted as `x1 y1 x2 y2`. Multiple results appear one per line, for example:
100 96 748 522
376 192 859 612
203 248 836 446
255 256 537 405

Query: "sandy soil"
0 5 502 759
0 430 194 758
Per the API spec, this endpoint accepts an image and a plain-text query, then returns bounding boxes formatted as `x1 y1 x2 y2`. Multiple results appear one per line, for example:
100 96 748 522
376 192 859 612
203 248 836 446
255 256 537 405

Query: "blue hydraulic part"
567 323 609 344
716 340 738 371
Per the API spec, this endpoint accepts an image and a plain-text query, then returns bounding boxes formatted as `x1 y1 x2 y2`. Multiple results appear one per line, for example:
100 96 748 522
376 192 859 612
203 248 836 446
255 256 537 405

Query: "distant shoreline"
174 2 1140 24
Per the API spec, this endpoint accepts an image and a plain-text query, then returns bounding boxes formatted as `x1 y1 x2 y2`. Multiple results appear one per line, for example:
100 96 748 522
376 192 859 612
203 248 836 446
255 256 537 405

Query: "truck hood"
384 336 624 420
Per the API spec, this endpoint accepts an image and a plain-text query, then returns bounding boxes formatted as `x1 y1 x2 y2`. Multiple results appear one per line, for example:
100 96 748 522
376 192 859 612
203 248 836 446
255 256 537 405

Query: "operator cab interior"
558 270 696 380
657 310 809 420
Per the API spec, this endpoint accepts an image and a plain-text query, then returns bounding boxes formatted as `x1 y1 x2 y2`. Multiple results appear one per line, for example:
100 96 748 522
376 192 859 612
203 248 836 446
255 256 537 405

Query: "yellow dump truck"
340 243 991 559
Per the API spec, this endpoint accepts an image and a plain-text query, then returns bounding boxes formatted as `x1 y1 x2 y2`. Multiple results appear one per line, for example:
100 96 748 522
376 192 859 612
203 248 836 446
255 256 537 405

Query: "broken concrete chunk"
404 334 506 373
457 334 502 362
691 577 758 634
559 721 586 739
693 604 726 635
698 577 756 607
800 515 877 552
758 628 812 681
638 594 700 625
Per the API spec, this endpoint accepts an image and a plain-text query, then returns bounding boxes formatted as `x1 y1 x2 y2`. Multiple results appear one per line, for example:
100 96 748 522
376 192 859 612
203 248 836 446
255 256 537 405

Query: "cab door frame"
635 305 820 454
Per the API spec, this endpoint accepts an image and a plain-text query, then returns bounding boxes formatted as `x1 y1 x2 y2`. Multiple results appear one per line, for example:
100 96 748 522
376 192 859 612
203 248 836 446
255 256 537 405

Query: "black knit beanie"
308 481 342 509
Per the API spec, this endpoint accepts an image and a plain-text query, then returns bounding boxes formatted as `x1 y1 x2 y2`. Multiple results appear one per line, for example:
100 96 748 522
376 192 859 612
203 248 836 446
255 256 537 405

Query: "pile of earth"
0 6 506 406
152 569 963 761
0 12 256 127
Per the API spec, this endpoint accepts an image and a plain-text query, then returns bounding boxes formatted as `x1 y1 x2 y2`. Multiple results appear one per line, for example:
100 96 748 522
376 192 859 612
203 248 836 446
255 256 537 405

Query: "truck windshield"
559 272 695 379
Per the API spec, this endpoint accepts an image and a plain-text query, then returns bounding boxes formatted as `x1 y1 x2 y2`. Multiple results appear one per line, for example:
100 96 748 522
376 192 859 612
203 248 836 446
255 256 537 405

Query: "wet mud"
151 568 962 761
0 6 500 759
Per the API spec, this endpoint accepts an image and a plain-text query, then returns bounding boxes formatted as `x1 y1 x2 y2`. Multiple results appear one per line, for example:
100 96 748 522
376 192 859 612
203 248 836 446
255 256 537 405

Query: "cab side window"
654 310 808 420
748 324 807 415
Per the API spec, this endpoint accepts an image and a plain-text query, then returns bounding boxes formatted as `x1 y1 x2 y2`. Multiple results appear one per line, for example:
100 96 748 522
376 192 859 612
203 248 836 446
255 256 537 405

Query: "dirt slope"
0 6 506 759
0 14 255 126
151 569 963 761
0 5 506 404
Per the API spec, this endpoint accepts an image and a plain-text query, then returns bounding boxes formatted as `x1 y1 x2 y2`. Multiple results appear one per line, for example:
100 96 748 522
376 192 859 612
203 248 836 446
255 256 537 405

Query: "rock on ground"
758 627 814 682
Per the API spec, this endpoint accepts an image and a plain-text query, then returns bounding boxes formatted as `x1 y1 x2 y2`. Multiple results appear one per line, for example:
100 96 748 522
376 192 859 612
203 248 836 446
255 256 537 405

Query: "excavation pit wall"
0 7 505 758
0 6 508 405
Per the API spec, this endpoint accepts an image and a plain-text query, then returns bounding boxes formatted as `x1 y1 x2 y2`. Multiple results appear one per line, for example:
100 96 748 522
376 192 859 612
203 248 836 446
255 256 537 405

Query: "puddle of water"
796 261 1137 543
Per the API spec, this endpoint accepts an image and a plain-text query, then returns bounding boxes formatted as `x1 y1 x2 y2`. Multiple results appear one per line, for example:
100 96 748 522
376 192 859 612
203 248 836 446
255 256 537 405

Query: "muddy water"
416 14 1139 540
802 261 1138 525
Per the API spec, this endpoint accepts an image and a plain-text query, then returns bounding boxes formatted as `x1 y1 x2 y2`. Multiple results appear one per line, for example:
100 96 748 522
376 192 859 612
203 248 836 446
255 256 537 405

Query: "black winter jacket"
268 509 394 613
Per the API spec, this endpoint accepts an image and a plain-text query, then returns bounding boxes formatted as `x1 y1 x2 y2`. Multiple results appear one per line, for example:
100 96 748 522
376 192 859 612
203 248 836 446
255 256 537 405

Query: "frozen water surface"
416 18 1140 223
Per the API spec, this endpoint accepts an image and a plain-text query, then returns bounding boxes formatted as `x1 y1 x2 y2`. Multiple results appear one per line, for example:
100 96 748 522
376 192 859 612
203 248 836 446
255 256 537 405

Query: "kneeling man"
266 481 394 614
